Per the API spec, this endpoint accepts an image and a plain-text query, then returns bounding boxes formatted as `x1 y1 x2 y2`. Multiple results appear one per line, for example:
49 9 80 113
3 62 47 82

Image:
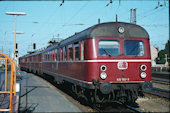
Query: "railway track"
152 78 170 85
144 87 170 99
93 101 143 112
115 101 143 113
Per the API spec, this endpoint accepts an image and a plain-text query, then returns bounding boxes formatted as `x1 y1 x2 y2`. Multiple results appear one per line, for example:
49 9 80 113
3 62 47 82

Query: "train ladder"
0 53 17 113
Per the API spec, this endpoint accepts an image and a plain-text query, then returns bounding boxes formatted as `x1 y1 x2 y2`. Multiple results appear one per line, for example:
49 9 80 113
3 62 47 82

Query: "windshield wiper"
101 47 112 57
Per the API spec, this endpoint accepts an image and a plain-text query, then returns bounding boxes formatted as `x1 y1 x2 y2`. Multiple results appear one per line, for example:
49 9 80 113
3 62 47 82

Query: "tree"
158 50 166 64
157 40 170 64
165 40 170 58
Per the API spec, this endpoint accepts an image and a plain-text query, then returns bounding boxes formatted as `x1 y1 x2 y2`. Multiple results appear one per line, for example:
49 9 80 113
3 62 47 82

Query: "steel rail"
152 78 170 85
152 87 170 93
144 87 170 99
115 101 143 113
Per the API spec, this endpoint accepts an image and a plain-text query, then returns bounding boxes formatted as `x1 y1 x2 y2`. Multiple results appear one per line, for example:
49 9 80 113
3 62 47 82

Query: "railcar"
19 22 152 105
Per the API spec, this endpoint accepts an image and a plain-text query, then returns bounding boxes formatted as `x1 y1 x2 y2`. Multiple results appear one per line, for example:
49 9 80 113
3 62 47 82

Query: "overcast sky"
0 0 169 57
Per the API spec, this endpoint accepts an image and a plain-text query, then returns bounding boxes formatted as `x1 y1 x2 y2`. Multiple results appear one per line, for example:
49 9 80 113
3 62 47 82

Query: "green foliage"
158 40 170 64
158 50 166 64
165 40 170 57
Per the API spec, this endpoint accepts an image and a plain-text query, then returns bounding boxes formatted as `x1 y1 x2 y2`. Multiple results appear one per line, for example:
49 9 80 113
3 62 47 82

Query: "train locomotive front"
82 22 152 104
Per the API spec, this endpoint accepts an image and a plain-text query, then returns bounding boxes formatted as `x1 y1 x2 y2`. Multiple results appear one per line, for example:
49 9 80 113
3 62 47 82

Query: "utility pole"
130 8 137 24
130 9 132 23
98 18 100 24
133 9 136 24
1 46 3 53
5 12 26 63
9 49 11 58
116 14 118 22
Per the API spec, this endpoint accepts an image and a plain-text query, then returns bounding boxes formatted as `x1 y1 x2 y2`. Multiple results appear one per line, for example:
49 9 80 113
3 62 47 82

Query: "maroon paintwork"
19 37 151 85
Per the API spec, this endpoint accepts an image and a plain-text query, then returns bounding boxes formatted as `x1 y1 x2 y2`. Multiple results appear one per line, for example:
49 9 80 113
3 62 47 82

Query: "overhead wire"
51 1 90 37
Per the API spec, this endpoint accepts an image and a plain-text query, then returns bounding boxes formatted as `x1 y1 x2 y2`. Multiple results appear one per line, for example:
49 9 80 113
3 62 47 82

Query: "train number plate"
117 78 130 81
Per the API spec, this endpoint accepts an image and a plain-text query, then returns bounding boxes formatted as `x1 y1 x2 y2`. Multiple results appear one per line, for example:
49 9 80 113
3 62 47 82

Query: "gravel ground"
136 96 170 112
136 78 170 112
152 82 170 90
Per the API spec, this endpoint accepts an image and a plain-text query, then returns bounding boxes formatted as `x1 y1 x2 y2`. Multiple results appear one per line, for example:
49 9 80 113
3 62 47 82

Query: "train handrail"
0 53 16 113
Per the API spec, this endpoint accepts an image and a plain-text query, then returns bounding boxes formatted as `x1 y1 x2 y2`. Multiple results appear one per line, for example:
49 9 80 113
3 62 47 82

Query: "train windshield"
99 40 120 56
124 40 144 56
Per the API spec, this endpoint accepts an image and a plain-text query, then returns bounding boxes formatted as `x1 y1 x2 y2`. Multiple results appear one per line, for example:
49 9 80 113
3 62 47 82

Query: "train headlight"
100 65 107 71
140 72 147 79
100 72 107 80
140 65 147 71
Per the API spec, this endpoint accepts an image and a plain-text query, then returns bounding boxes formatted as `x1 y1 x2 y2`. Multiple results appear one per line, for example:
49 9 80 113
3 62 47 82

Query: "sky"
0 0 169 58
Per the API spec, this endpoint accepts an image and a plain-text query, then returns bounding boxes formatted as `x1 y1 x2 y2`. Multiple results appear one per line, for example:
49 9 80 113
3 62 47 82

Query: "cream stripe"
43 59 151 63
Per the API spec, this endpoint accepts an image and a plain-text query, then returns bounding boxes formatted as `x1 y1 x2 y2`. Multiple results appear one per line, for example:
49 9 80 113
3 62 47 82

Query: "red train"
19 22 152 105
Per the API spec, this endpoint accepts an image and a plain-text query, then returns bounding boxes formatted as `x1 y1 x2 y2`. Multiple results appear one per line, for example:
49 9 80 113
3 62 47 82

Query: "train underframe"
71 79 152 107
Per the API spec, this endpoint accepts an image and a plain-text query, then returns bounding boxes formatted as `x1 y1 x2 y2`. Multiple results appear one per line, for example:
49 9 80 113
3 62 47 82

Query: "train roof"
43 22 149 52
59 22 149 45
20 50 42 58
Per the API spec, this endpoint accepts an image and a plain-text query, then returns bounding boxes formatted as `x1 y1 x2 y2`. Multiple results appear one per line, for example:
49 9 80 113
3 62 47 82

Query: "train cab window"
99 40 120 56
75 42 80 60
68 44 73 60
124 40 144 56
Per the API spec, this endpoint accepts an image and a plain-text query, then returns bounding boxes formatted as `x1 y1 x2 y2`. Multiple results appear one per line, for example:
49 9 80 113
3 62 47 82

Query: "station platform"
19 72 82 112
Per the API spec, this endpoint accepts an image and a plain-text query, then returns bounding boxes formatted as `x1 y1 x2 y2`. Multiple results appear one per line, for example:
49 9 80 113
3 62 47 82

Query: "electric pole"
130 8 137 24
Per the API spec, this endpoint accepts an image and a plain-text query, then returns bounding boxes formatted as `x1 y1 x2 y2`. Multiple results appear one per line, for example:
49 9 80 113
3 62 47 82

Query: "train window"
53 50 55 61
55 49 57 61
50 51 51 61
81 41 84 60
46 53 47 61
51 51 52 61
58 49 60 61
99 40 120 56
59 48 62 61
124 40 144 56
75 42 80 60
61 48 63 61
48 52 49 61
64 46 67 61
68 44 73 60
51 51 53 61
45 53 47 61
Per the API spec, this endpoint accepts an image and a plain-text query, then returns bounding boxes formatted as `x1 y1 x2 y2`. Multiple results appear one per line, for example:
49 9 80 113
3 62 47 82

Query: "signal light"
33 43 36 50
100 65 107 71
140 65 147 71
16 43 18 49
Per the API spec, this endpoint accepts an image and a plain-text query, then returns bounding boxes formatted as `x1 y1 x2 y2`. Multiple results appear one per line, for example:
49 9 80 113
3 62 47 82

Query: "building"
150 45 159 66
